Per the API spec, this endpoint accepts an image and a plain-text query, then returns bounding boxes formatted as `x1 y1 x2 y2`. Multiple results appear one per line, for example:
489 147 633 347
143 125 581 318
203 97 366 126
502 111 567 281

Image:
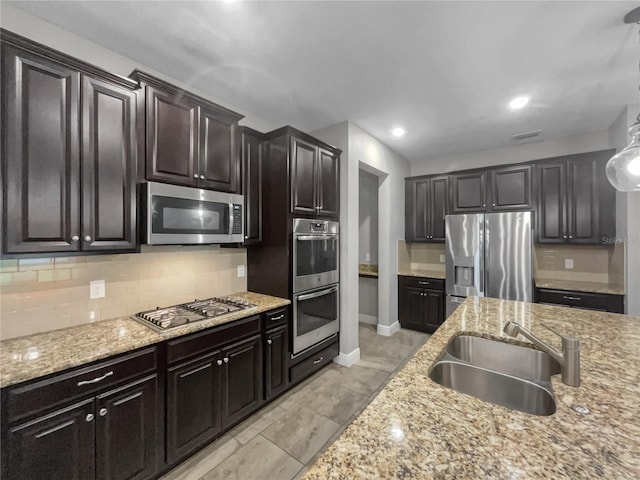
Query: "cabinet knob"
71 235 79 242
99 408 108 417
267 339 273 345
193 174 199 179
200 175 205 180
492 203 496 207
569 235 573 239
223 357 229 364
84 235 92 242
483 204 486 207
85 413 94 422
563 235 567 239
217 359 223 366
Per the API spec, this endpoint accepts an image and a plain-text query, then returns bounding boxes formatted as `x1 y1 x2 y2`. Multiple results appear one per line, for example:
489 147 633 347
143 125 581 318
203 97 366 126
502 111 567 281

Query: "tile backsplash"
0 246 247 340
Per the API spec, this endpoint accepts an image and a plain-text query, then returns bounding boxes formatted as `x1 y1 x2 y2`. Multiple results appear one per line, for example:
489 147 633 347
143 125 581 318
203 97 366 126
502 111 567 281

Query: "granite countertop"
398 268 446 279
358 264 378 278
302 297 640 479
0 292 290 389
535 279 625 295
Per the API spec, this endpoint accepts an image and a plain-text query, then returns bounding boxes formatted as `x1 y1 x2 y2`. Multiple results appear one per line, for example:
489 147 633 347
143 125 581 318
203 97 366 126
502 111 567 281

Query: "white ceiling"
8 0 640 162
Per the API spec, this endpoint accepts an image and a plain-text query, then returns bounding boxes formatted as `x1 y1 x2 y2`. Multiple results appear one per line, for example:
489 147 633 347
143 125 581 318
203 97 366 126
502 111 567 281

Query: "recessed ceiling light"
391 127 406 138
508 96 530 110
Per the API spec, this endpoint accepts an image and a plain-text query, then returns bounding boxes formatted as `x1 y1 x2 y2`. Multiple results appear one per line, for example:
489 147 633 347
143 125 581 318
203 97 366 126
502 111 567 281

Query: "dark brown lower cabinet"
398 276 445 333
535 288 624 314
7 399 96 480
265 325 289 401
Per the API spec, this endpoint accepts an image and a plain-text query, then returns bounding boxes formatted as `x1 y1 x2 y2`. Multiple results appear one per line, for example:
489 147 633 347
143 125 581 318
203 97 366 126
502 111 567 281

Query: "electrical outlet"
89 280 105 299
440 254 446 263
237 264 246 277
365 253 371 262
565 259 574 270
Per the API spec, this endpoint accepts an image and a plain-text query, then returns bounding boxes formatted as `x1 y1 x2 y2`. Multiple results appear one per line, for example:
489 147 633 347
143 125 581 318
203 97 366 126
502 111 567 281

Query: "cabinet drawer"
263 308 288 330
537 289 624 313
290 341 339 385
399 276 445 291
6 346 157 423
167 315 261 365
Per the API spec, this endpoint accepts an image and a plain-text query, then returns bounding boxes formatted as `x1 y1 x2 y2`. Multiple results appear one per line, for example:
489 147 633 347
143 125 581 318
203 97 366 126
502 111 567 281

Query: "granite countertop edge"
0 292 290 389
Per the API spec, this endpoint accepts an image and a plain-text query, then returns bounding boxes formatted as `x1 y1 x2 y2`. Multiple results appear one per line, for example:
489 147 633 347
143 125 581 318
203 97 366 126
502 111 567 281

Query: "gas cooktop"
133 296 256 332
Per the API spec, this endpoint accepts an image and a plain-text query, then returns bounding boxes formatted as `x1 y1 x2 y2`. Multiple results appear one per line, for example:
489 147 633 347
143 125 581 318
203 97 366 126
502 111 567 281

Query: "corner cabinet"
398 276 445 333
536 150 615 245
130 70 243 193
240 127 264 245
1 31 138 255
405 175 448 242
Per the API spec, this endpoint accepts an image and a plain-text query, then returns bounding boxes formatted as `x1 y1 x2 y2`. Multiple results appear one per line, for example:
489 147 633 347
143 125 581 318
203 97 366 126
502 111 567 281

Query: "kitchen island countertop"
302 296 640 479
0 292 289 389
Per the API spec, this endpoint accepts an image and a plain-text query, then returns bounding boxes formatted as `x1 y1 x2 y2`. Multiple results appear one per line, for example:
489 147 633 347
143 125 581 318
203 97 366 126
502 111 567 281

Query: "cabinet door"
290 136 318 215
166 352 221 464
241 129 263 244
95 375 158 480
145 85 199 187
423 291 445 333
536 161 567 243
405 178 430 242
199 106 239 192
398 284 425 331
489 164 532 211
265 325 289 401
82 75 137 252
450 171 487 213
221 334 263 428
2 45 81 253
429 176 449 242
567 157 602 244
6 399 95 480
317 148 340 218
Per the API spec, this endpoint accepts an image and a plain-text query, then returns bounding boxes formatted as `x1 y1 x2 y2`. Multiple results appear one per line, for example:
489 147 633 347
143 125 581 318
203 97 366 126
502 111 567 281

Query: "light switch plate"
565 259 574 270
89 280 106 299
237 265 246 277
440 254 446 263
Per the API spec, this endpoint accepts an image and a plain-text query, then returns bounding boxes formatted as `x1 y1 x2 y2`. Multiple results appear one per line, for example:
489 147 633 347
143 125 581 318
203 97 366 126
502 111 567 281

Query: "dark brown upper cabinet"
240 127 264 245
536 150 615 245
405 175 448 243
1 31 138 256
488 164 533 211
265 126 341 220
130 70 243 193
450 170 487 213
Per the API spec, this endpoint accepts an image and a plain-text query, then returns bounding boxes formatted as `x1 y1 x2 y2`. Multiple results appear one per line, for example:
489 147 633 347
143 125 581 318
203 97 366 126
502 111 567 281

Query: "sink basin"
429 360 556 416
428 334 559 416
446 335 561 381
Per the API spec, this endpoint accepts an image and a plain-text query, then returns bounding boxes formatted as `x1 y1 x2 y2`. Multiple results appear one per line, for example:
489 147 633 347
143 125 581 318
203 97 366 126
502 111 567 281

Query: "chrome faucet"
503 321 580 387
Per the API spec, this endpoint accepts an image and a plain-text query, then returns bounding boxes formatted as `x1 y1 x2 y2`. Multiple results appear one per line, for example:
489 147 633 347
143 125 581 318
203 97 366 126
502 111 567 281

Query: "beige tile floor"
161 323 430 480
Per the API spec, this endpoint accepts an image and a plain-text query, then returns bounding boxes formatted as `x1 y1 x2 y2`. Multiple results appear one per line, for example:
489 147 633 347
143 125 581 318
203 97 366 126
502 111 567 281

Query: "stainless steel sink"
429 334 560 416
446 335 561 381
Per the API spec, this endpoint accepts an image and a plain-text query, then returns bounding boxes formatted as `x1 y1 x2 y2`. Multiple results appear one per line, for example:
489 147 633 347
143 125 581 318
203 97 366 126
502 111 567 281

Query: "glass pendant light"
606 7 640 192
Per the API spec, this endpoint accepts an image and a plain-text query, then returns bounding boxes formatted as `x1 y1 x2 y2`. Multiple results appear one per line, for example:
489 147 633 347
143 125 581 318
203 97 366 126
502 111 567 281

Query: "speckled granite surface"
0 292 289 388
302 297 640 479
359 264 378 278
535 279 625 295
398 269 445 279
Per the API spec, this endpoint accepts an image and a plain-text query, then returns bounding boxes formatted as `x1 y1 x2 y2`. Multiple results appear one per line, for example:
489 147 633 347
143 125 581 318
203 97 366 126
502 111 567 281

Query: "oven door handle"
295 235 338 241
297 286 338 301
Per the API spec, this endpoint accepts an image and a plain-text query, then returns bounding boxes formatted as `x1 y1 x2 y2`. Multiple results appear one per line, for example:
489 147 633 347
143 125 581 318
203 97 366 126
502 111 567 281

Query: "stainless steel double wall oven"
292 218 339 356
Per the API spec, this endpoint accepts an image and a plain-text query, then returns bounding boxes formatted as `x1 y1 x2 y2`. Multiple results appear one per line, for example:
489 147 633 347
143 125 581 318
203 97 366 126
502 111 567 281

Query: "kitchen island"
302 296 640 479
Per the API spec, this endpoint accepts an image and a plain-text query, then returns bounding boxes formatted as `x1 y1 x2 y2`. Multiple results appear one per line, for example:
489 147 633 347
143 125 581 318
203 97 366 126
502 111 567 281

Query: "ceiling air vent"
511 130 541 141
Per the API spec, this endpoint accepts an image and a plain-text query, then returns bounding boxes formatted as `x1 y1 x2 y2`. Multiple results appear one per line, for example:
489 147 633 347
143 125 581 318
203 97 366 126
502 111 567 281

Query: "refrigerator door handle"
478 215 485 296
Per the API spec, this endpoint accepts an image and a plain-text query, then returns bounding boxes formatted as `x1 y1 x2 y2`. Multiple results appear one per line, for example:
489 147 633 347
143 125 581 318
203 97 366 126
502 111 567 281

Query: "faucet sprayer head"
503 321 521 337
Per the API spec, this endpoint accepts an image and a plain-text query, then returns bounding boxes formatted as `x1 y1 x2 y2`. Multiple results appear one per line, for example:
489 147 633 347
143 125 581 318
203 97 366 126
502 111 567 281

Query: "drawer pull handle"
270 314 285 321
313 356 324 365
77 371 114 386
563 295 581 301
418 281 430 285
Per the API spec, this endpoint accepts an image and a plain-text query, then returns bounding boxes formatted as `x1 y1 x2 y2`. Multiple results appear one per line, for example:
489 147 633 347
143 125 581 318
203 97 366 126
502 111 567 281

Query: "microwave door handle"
228 203 234 234
297 286 338 302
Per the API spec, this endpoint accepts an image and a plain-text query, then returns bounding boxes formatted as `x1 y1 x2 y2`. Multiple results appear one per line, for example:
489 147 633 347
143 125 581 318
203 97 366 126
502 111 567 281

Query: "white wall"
358 169 379 264
411 129 612 176
609 105 640 316
0 4 278 132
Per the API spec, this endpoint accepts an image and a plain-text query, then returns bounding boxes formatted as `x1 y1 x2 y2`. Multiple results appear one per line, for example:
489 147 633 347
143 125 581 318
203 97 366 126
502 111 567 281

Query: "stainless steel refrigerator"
445 211 533 318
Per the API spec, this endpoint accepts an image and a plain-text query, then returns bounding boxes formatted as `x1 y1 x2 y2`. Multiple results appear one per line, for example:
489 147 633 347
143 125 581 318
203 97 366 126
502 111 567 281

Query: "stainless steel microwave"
144 182 244 245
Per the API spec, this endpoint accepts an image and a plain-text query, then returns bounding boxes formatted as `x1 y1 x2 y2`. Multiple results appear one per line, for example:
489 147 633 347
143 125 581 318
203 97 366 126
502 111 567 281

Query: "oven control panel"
309 222 328 233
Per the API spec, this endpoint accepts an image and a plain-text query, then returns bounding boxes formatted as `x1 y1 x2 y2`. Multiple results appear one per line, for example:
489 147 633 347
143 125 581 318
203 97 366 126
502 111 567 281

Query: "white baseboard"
377 321 400 337
333 348 361 367
358 314 378 325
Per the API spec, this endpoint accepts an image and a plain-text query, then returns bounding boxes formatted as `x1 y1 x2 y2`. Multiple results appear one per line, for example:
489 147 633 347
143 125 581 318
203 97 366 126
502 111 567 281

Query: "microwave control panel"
232 204 243 234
